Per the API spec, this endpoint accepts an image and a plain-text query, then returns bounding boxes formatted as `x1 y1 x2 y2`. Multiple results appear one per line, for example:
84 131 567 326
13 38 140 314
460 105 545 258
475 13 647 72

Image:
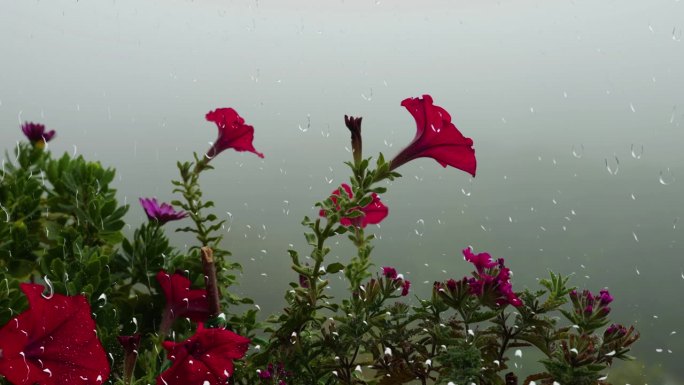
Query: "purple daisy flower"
139 197 188 225
21 122 56 144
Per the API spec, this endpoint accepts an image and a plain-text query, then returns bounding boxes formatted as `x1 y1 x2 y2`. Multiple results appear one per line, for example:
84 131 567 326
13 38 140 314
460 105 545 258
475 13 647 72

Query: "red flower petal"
391 95 476 176
157 271 210 323
205 108 264 159
157 324 250 385
0 284 109 385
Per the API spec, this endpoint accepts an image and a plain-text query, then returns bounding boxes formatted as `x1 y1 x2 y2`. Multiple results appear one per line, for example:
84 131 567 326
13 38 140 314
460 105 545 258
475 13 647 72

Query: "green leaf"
304 232 317 246
326 263 345 274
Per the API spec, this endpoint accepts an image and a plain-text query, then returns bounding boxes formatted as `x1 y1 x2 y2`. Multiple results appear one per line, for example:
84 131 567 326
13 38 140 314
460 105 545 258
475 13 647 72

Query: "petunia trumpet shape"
140 198 188 225
21 122 55 147
390 95 476 176
205 108 264 160
319 183 388 228
157 324 250 385
0 284 110 385
157 271 210 335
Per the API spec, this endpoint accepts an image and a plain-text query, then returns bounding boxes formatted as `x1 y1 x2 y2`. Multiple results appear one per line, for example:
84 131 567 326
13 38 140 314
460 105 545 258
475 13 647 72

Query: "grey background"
1 0 683 382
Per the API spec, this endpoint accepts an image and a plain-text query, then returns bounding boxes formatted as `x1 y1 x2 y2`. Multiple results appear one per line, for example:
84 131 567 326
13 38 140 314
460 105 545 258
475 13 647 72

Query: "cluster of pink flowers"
463 247 522 307
382 266 411 296
258 362 292 384
432 249 522 308
570 288 613 317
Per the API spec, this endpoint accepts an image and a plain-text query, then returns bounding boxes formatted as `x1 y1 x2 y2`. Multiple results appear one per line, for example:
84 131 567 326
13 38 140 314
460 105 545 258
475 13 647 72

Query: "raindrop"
659 168 674 185
414 219 425 236
632 232 639 242
605 156 619 175
629 103 636 112
630 144 643 159
0 159 6 183
361 88 373 101
571 144 584 159
0 204 10 222
42 276 54 299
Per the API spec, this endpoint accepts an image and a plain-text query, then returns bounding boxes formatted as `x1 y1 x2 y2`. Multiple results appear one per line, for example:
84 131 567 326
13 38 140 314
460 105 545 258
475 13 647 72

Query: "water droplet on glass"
98 293 107 306
42 276 54 299
659 168 674 185
572 144 584 159
605 156 619 175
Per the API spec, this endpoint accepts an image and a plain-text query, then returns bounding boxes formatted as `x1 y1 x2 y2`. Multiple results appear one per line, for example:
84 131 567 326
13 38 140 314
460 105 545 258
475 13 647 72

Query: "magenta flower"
599 289 613 306
571 289 613 319
21 122 55 145
258 362 292 384
139 198 188 225
390 95 476 176
382 266 398 279
319 183 388 228
205 108 264 160
463 247 497 273
401 280 411 296
605 324 628 338
463 248 522 307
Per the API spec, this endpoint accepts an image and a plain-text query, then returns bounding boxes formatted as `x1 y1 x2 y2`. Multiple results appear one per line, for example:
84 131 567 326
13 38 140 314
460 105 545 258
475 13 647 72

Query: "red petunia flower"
0 284 110 385
319 183 388 228
205 108 264 160
157 324 250 385
390 95 476 176
157 271 210 334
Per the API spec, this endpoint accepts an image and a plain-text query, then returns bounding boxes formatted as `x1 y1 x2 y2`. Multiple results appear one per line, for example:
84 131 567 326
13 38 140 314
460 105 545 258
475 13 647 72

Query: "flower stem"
201 246 221 318
159 306 174 337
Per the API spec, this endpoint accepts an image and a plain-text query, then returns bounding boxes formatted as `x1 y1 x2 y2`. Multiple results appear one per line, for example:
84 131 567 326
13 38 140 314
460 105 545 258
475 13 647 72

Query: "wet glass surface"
1 1 682 382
